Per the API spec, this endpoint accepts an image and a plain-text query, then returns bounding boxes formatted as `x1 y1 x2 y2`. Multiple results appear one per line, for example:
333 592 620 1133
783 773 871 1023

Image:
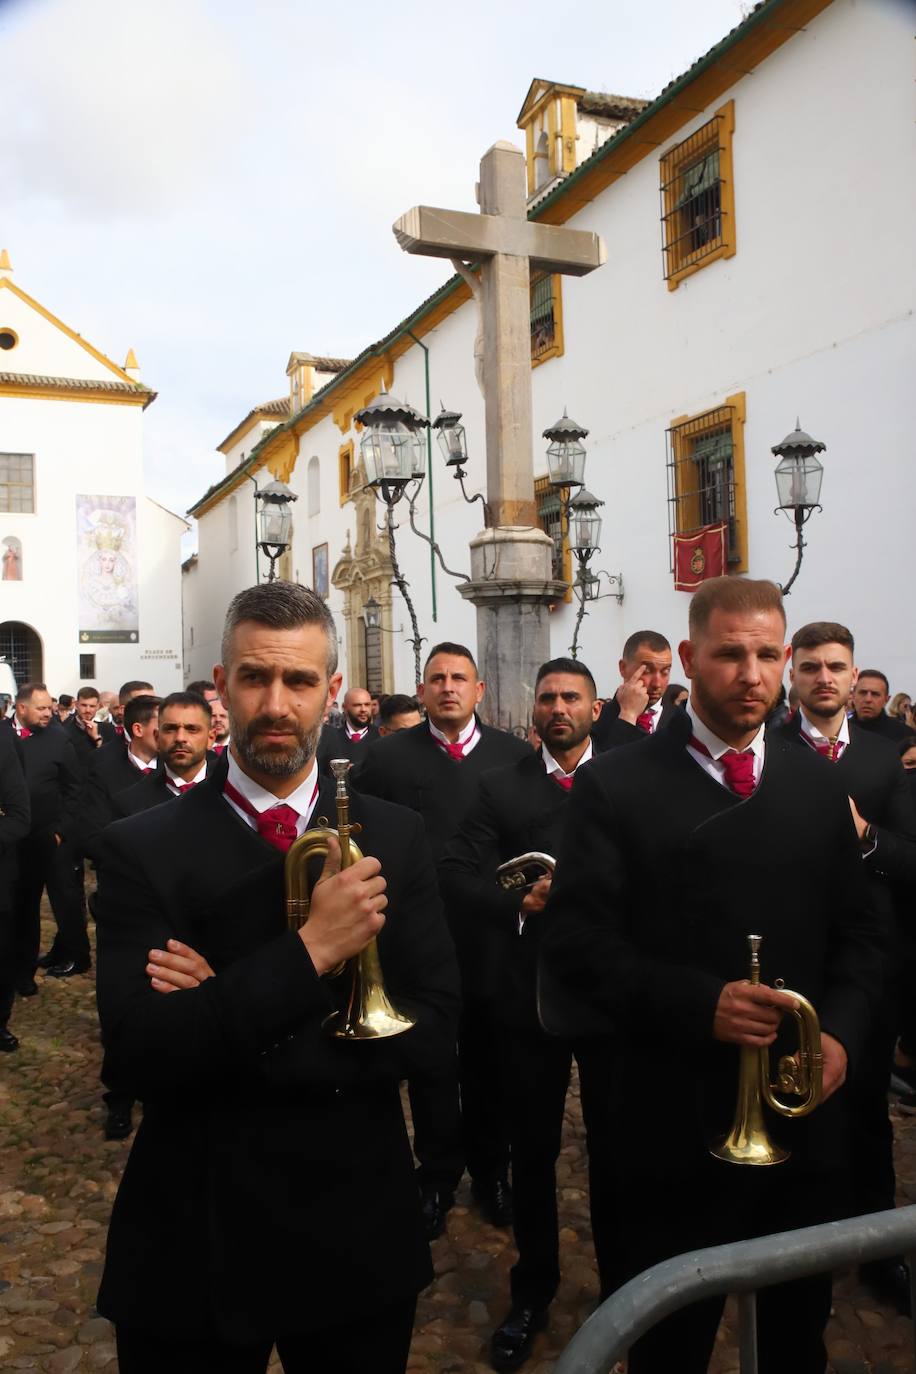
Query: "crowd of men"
0 576 914 1374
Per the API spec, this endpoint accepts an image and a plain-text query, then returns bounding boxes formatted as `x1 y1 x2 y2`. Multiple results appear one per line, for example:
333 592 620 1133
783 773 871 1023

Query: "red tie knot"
720 749 756 798
18 726 32 739
115 725 126 739
256 805 300 853
636 711 654 734
813 739 843 762
438 740 465 762
552 773 574 791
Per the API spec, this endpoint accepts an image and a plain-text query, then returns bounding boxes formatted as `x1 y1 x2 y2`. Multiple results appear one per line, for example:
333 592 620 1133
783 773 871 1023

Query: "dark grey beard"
229 710 321 778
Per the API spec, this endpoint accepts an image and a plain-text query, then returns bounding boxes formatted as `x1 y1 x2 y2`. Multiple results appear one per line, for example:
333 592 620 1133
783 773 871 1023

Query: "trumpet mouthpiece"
330 759 352 782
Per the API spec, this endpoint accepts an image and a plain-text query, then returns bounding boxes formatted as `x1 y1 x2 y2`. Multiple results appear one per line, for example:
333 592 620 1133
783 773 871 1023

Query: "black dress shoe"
16 978 38 998
419 1185 453 1241
36 952 59 970
490 1306 548 1371
859 1258 911 1316
0 1027 19 1053
104 1107 134 1141
45 960 90 979
472 1175 513 1228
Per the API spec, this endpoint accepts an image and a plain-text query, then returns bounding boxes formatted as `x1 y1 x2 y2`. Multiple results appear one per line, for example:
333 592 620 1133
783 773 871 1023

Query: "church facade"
184 0 915 707
0 256 186 698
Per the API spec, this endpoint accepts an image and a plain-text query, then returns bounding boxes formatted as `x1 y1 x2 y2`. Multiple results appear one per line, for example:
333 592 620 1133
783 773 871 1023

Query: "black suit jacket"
439 747 574 1029
112 754 220 821
63 714 115 776
80 741 152 863
94 754 460 1341
853 711 911 743
539 708 884 1178
354 718 530 996
0 729 30 908
316 722 379 775
0 719 82 840
777 714 916 937
591 695 670 752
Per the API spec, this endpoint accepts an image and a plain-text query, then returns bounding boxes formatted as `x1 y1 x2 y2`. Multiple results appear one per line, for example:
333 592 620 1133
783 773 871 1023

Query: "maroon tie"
224 779 306 854
552 773 574 791
690 737 757 798
170 780 198 796
636 711 654 734
437 739 466 761
17 726 32 739
213 743 225 756
811 739 843 762
115 725 126 739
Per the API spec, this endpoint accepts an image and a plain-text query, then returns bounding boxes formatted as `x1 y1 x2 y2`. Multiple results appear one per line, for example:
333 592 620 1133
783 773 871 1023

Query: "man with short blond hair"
541 578 883 1374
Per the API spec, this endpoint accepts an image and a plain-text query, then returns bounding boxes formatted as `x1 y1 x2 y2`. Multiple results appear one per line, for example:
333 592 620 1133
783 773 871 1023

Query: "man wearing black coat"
2 683 84 988
851 669 912 742
0 729 31 1050
540 579 884 1374
63 686 117 770
355 642 529 1238
94 582 459 1374
316 686 380 775
440 657 607 1371
591 629 672 752
781 621 916 1312
80 694 160 866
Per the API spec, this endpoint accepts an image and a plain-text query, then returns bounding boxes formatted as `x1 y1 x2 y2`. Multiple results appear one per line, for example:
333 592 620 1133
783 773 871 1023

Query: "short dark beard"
692 675 774 740
538 718 593 753
230 708 320 778
803 697 841 721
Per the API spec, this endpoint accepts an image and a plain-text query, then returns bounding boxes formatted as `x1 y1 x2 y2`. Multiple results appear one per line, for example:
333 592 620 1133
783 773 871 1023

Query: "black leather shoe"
104 1107 134 1141
859 1258 911 1316
0 1027 19 1053
472 1175 513 1228
419 1185 453 1241
490 1306 548 1371
36 952 59 970
16 978 38 998
45 960 90 979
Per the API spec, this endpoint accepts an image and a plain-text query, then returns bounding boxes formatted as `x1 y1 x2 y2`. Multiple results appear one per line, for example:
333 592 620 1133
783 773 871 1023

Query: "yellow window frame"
338 440 353 507
530 274 564 368
668 391 747 572
660 100 736 290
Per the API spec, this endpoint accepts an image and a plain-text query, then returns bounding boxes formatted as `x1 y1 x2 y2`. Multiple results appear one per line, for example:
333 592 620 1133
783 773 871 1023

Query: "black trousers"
115 1296 417 1374
610 1162 841 1374
13 832 88 978
849 993 898 1219
503 1025 614 1310
0 906 14 1024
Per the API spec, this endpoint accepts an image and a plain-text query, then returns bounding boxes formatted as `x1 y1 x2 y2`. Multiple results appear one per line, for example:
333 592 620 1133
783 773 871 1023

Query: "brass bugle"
284 758 414 1040
496 852 556 893
710 933 823 1166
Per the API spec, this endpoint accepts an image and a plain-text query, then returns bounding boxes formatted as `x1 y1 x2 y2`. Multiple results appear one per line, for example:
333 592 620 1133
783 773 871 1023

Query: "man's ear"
679 639 695 679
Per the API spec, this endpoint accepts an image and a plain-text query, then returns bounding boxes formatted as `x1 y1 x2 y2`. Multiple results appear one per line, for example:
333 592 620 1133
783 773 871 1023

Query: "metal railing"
553 1205 916 1374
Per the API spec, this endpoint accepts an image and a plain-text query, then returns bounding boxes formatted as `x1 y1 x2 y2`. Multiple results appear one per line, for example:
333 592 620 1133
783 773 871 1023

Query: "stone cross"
393 141 606 729
394 141 605 527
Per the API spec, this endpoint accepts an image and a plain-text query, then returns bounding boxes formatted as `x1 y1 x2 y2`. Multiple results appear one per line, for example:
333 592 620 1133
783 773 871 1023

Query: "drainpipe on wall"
405 330 437 623
243 471 261 583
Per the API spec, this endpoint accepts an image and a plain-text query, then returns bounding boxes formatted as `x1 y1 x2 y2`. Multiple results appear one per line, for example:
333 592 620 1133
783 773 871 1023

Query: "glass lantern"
256 481 296 547
772 423 826 512
544 411 589 490
433 407 468 468
568 488 604 554
355 390 429 497
364 597 381 630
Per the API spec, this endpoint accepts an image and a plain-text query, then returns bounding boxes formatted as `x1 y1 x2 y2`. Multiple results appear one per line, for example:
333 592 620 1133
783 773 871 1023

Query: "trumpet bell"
710 1061 789 1165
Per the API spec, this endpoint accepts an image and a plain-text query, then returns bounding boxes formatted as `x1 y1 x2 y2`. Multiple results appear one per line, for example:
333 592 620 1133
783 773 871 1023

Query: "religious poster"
1 535 22 581
673 521 727 592
312 542 329 599
76 495 139 643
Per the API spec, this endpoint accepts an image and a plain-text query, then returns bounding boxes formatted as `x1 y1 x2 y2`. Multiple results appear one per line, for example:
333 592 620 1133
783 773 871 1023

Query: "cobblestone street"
0 915 914 1373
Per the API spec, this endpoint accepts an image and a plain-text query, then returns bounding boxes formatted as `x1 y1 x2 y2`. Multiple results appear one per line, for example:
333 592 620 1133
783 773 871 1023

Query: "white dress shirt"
640 699 664 733
127 747 156 773
344 720 369 742
685 702 766 789
542 739 594 781
164 760 208 796
223 752 320 836
798 709 850 756
428 715 480 757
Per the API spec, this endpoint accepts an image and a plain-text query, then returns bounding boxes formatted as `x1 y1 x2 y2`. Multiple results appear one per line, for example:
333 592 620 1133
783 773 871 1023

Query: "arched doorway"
0 621 43 689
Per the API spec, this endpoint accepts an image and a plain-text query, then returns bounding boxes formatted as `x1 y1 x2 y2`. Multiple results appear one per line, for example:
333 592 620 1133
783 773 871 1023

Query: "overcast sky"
0 0 747 520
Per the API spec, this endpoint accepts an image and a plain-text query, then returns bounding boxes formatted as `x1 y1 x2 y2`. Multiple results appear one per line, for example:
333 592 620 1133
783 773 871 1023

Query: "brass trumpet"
496 853 556 893
284 758 414 1040
710 933 823 1166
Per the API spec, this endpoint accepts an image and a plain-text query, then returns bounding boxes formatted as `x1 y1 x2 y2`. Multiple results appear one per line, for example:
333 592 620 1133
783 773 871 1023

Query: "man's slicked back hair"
622 630 671 662
858 669 890 695
124 694 161 734
160 691 212 720
379 693 420 726
221 581 339 676
186 679 216 697
689 577 785 639
791 622 855 657
16 681 48 703
423 641 478 678
535 657 597 697
76 685 100 701
119 680 154 702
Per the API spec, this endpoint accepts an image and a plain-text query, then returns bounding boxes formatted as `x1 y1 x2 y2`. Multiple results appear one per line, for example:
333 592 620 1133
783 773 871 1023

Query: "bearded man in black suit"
94 582 460 1374
781 621 916 1313
440 657 608 1371
540 578 884 1374
355 642 529 1239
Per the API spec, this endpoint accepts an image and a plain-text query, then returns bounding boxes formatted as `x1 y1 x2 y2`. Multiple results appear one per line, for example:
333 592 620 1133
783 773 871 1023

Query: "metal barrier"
553 1204 916 1374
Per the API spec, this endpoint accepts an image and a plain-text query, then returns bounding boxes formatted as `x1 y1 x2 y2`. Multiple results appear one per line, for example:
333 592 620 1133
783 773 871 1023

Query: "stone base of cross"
394 142 605 729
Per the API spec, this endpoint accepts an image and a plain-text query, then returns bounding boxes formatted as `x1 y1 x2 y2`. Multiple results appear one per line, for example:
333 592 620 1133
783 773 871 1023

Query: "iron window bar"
666 405 738 570
660 117 727 281
530 273 557 362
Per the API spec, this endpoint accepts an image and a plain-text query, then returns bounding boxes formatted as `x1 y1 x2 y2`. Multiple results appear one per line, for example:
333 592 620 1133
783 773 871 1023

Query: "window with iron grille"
0 453 35 513
666 394 747 572
660 101 735 288
79 654 96 679
534 476 572 597
530 274 564 365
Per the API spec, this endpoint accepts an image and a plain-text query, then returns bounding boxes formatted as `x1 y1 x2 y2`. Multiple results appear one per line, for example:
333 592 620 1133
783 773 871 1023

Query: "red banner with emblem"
673 522 727 592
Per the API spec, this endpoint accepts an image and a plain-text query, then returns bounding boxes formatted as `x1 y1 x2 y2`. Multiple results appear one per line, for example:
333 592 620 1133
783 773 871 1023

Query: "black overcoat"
539 708 884 1178
0 729 30 908
94 756 460 1342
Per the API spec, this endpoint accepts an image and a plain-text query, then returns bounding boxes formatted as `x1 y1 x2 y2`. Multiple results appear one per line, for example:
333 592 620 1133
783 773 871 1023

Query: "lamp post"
567 488 606 659
432 404 488 523
354 390 430 686
772 421 825 595
255 480 297 582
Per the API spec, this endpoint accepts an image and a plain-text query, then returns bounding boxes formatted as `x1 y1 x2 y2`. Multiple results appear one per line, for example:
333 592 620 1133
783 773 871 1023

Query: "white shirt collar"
225 750 320 823
542 739 593 780
686 701 766 762
165 760 208 788
428 715 479 749
345 720 368 740
127 746 155 772
799 709 850 749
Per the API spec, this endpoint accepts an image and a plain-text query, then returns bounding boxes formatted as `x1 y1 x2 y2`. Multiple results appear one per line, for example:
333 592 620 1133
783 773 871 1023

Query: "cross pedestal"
394 141 605 729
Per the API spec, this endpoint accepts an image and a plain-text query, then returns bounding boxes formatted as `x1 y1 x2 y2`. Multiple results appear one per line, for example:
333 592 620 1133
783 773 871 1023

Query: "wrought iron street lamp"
255 480 297 582
431 404 488 524
772 421 826 595
544 411 588 491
